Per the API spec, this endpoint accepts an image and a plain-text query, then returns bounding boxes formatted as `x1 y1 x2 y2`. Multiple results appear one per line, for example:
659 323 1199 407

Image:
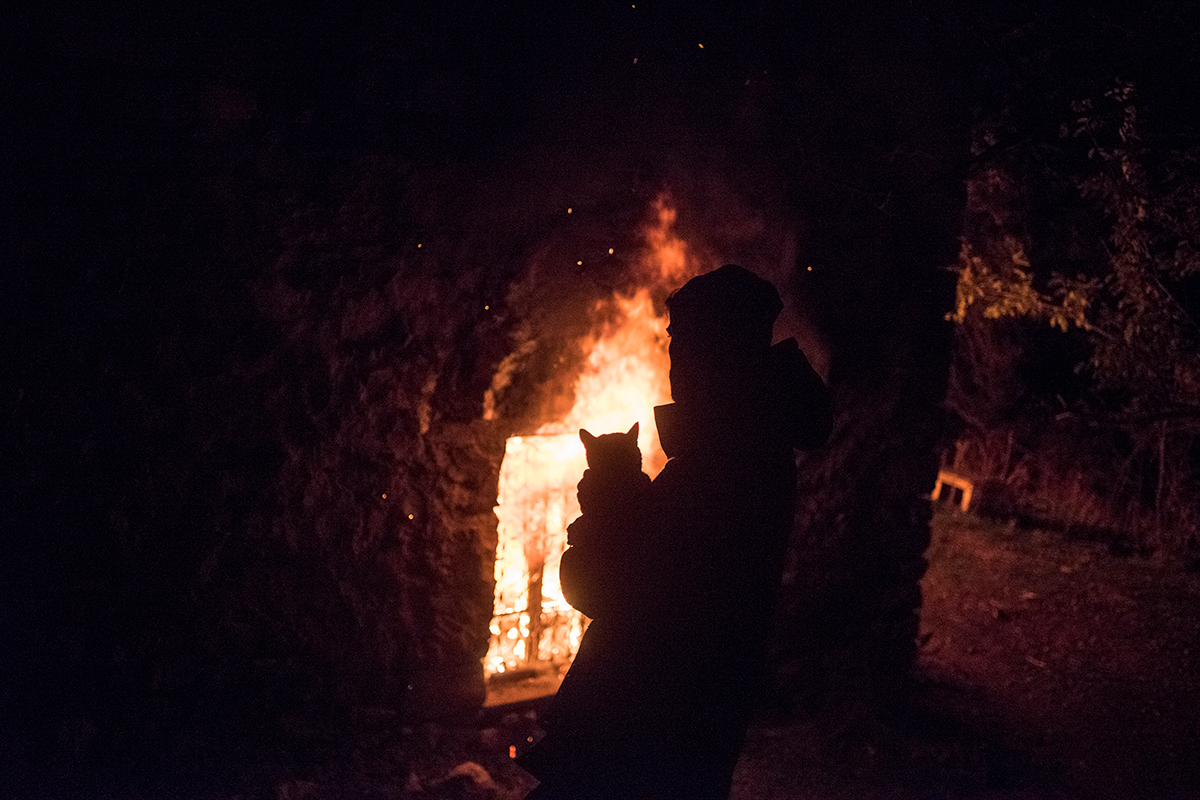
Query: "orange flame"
646 194 690 284
486 196 697 677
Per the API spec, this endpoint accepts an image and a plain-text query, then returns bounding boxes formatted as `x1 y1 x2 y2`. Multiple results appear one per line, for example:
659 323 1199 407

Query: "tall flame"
486 196 696 677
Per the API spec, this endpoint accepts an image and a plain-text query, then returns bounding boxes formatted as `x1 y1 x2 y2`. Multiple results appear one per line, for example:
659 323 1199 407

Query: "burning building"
485 207 679 694
246 94 964 721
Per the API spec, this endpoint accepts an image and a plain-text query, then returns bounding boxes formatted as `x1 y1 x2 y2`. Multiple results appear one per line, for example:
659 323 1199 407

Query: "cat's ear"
580 428 597 447
626 422 639 439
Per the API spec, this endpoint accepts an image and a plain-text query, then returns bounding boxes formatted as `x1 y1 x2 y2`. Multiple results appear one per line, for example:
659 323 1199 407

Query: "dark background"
4 4 1199 794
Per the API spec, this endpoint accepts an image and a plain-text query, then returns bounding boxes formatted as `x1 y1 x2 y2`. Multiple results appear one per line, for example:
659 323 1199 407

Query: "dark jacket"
520 338 830 799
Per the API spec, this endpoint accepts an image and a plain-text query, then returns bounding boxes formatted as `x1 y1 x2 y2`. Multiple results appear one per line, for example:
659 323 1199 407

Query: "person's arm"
560 470 652 618
559 541 605 619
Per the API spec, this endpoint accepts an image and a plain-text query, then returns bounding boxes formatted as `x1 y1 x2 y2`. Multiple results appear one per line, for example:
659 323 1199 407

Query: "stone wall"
767 6 968 711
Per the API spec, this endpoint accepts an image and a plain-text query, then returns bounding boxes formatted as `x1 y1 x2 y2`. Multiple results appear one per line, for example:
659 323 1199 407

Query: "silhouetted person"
519 265 831 800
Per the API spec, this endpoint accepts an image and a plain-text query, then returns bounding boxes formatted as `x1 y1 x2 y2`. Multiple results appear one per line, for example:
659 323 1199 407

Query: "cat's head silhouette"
579 422 641 473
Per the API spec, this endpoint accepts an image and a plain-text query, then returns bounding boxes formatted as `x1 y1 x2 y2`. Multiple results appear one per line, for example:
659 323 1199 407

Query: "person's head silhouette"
665 264 783 409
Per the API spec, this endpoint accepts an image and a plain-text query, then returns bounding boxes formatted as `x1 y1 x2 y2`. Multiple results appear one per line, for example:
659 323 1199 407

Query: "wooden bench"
931 469 973 512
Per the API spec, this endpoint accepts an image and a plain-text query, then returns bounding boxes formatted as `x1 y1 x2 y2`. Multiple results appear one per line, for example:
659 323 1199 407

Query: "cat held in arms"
559 422 652 619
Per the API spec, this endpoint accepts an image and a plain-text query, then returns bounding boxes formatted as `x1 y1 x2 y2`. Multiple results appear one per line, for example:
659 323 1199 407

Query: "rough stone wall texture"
768 6 968 711
237 160 522 721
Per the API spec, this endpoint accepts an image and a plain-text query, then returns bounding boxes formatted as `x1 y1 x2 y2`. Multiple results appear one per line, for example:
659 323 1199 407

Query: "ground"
478 512 1200 799
728 512 1200 799
45 512 1200 799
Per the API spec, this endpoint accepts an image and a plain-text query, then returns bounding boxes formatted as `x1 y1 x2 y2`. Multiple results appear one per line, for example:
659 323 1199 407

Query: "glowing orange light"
645 195 691 283
485 195 700 677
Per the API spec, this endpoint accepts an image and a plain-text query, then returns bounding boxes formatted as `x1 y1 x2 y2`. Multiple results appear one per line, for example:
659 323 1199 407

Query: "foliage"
954 82 1200 420
949 76 1200 549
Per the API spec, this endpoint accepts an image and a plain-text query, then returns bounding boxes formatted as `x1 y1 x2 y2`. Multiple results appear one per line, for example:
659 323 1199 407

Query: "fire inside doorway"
484 289 672 702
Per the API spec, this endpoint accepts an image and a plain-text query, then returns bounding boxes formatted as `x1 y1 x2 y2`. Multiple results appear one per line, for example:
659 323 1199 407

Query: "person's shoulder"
649 455 708 494
651 457 681 481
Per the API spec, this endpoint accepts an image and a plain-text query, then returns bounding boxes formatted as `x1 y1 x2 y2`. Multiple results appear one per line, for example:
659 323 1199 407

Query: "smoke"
478 71 831 399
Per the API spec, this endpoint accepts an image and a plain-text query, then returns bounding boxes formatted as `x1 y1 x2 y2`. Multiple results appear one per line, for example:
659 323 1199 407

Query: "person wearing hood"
520 265 831 800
